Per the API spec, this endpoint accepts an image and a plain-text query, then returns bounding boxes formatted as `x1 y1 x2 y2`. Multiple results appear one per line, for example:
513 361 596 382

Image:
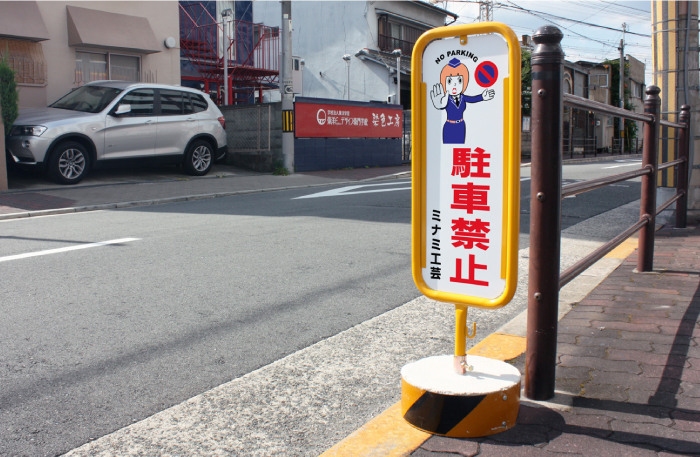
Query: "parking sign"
411 23 521 308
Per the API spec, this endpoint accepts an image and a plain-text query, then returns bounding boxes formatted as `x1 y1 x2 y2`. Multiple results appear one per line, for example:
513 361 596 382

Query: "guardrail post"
525 26 565 401
638 86 661 272
676 104 691 228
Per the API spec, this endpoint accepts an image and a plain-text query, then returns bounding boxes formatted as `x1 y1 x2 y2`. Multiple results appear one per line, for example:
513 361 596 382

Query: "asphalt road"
0 158 644 456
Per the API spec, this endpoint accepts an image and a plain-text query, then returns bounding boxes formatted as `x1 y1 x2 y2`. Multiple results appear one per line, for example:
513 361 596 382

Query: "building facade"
0 1 181 109
626 54 646 146
253 1 456 109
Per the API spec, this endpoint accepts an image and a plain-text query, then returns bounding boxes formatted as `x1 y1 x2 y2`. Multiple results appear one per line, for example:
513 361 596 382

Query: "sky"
440 0 653 83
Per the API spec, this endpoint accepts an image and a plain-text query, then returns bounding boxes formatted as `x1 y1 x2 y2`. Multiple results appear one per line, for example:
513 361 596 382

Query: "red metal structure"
179 2 279 104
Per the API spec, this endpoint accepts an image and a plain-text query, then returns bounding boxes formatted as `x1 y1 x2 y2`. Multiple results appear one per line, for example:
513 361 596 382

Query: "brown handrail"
526 25 692 402
660 119 686 129
561 166 653 198
564 93 653 123
656 191 684 215
558 216 650 289
658 157 686 170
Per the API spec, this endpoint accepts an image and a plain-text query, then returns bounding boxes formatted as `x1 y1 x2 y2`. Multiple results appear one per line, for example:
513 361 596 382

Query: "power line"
497 2 651 37
499 0 618 48
599 0 650 15
561 1 650 20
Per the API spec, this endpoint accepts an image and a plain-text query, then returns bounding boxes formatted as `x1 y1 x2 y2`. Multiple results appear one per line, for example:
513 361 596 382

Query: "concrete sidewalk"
406 216 700 456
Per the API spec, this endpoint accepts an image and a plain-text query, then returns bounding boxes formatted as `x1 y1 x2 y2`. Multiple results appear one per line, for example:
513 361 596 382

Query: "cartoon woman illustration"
431 57 495 144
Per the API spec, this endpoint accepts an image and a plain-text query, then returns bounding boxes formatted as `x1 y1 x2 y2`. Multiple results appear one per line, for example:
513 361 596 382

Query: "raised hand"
482 89 495 101
431 83 448 109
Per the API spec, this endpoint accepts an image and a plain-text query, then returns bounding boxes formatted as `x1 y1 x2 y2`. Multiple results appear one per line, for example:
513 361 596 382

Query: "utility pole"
281 1 294 172
222 8 233 106
392 49 401 106
478 0 493 22
619 23 627 148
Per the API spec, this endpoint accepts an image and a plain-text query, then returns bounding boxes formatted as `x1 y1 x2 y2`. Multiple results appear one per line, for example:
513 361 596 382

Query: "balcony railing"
378 34 414 56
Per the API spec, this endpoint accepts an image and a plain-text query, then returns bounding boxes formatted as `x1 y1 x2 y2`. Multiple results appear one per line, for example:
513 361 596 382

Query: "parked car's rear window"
50 86 122 113
161 90 194 116
191 94 209 113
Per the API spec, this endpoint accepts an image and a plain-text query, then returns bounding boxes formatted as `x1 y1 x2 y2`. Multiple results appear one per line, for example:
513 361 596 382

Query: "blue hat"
448 58 461 68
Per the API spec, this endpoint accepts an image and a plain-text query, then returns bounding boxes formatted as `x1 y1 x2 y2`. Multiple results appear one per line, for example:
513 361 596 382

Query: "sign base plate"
401 355 521 437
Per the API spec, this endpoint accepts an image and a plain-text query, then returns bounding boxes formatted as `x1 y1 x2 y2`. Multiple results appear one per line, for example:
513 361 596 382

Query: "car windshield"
50 86 123 113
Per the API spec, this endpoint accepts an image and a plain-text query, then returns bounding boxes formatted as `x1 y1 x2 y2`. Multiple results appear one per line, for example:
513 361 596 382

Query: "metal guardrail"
525 26 690 402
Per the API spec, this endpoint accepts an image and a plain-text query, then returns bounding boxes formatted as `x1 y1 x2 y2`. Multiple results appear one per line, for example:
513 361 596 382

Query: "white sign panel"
421 34 510 300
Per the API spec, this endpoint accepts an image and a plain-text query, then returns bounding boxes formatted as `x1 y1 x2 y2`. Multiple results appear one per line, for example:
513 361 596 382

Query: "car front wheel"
48 141 90 184
183 140 213 176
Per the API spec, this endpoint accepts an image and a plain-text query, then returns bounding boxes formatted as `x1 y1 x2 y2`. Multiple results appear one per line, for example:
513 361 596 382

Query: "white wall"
255 1 397 103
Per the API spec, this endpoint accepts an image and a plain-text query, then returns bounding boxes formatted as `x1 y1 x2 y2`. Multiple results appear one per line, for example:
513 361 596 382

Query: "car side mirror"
113 104 131 116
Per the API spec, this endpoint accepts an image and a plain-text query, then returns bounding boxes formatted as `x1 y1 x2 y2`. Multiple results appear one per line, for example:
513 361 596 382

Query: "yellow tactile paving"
467 333 526 361
319 402 430 457
605 237 639 259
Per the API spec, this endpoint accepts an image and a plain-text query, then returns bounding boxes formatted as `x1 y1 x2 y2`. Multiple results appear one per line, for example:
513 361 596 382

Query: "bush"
0 54 19 137
272 159 289 176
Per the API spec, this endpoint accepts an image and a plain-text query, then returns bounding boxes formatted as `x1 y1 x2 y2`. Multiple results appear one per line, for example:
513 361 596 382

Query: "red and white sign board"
295 101 402 138
412 24 521 309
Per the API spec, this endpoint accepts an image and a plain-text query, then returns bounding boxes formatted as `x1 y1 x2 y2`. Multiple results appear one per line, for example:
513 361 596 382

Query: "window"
110 54 140 82
378 15 426 55
564 77 572 95
633 82 643 98
183 94 194 114
75 51 141 83
390 22 401 40
191 94 209 113
76 51 107 83
120 89 154 116
50 85 122 113
591 74 608 88
160 90 194 115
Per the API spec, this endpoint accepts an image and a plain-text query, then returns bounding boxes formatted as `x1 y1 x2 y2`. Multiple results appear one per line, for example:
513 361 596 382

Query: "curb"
0 173 412 222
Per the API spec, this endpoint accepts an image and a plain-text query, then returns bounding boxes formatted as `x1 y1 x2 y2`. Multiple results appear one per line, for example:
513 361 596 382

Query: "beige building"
586 62 614 151
626 54 646 146
0 1 180 109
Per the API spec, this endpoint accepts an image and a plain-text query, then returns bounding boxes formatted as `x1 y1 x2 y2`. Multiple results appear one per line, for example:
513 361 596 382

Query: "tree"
0 53 19 137
604 59 638 151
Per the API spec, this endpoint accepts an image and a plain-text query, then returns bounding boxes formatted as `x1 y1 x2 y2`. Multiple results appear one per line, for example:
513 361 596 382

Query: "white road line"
0 238 141 263
602 161 642 169
294 182 411 199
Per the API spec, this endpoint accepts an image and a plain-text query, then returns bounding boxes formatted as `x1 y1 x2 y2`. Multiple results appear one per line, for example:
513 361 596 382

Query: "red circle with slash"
475 61 498 88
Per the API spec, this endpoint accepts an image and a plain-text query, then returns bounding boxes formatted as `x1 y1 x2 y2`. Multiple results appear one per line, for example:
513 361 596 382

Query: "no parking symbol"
475 61 498 88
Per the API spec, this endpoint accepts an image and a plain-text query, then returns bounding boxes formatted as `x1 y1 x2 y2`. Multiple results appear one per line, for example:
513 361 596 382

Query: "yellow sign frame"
411 23 521 309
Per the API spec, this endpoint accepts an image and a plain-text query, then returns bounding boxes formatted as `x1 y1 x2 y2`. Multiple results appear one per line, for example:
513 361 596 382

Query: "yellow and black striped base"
401 355 521 437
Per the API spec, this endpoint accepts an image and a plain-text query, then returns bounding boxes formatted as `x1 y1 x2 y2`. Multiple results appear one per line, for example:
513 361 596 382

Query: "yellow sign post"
403 22 522 438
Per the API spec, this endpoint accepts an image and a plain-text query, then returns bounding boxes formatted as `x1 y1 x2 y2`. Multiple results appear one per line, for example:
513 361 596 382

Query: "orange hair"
440 62 469 94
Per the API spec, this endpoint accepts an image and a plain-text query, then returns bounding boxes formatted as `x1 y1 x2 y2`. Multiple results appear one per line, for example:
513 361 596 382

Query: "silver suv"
6 81 228 184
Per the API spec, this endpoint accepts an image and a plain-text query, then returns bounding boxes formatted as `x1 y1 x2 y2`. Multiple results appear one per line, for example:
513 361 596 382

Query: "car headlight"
11 125 47 137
